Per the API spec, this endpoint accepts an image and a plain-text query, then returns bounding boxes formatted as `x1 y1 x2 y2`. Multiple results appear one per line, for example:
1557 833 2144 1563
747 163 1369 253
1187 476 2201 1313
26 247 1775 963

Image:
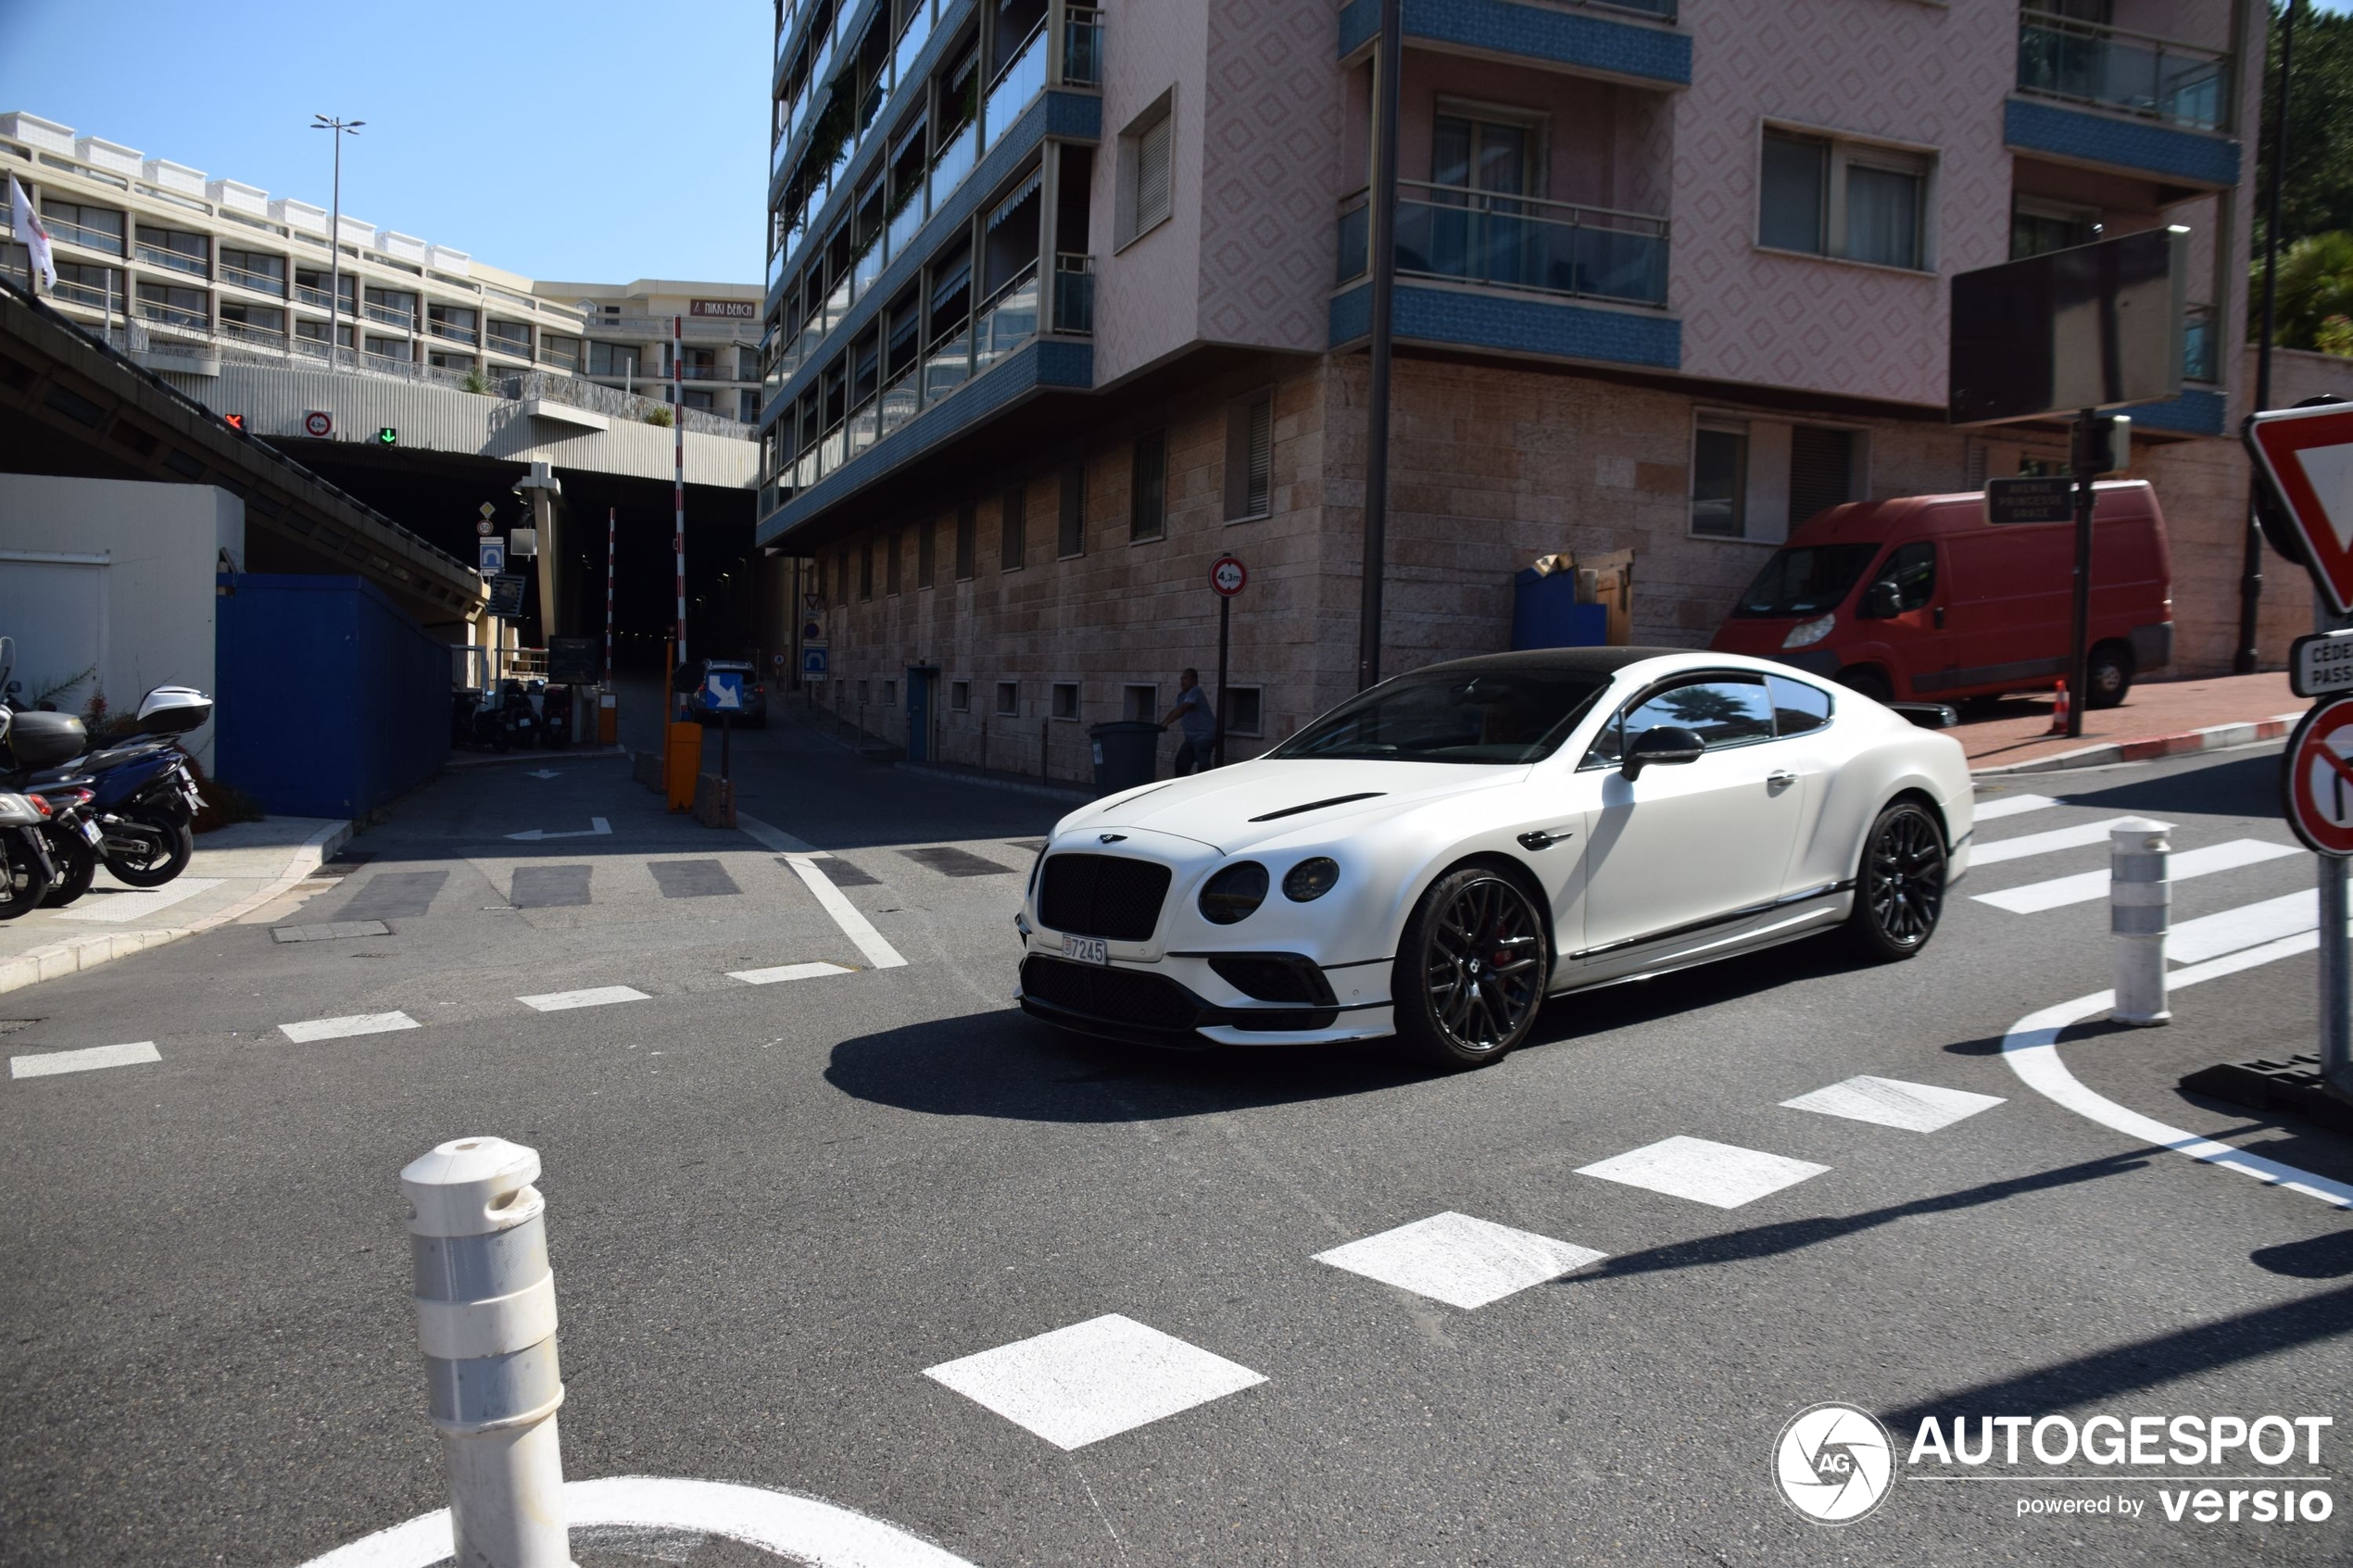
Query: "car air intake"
1038 853 1172 941
1022 956 1198 1028
1207 954 1337 1006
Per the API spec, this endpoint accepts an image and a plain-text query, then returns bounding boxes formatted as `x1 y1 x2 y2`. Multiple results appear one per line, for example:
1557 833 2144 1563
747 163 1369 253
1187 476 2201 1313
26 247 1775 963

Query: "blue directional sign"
478 537 507 574
801 646 829 677
702 669 748 712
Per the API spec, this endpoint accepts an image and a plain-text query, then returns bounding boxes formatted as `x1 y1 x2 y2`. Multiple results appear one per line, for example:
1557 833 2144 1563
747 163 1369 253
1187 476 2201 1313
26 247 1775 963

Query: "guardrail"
2016 13 2229 132
1338 181 1669 308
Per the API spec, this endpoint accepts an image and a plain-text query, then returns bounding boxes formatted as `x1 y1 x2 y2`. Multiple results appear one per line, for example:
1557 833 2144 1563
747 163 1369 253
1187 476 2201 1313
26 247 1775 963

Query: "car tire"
1391 866 1551 1069
1846 799 1946 961
1836 666 1893 704
2084 641 2134 709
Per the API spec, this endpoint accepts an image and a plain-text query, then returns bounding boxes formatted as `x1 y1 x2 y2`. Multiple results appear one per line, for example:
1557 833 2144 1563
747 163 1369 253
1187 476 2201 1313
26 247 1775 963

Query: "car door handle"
1766 770 1798 789
1517 827 1576 851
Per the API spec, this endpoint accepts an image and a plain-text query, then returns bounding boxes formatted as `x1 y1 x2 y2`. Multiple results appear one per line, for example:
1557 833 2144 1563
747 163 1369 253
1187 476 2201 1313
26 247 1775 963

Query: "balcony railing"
365 302 418 330
894 4 936 97
218 318 287 348
135 242 208 278
486 334 533 359
2016 14 2229 133
428 318 480 346
46 216 124 256
986 22 1049 150
220 262 286 296
136 300 210 332
2183 302 2218 384
1052 253 1094 334
296 284 353 313
51 276 114 311
1337 182 1670 308
1062 6 1102 86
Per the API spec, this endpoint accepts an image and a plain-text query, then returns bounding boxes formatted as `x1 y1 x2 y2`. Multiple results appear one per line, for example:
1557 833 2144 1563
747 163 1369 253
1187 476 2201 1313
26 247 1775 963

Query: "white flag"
8 173 55 292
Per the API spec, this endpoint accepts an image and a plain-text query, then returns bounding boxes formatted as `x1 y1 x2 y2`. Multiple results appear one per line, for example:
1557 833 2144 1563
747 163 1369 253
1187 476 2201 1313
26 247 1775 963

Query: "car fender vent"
1248 792 1385 823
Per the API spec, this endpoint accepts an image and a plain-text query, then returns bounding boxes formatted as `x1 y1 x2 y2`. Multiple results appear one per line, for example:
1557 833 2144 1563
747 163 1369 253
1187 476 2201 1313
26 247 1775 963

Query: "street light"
311 114 362 370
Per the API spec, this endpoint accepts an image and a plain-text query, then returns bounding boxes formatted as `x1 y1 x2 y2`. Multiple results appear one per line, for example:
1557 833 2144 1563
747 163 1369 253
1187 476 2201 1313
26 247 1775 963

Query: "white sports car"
1014 648 1973 1066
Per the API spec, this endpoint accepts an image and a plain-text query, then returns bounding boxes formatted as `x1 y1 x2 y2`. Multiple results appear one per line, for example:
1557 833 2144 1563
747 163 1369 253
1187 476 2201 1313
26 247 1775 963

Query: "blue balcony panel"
758 340 1094 546
2130 387 2226 437
1339 0 1690 88
2004 98 2240 190
1329 280 1680 370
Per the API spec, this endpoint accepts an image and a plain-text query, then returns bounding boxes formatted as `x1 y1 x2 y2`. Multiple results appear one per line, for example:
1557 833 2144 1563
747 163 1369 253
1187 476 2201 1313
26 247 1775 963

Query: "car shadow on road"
1518 933 1880 1053
2061 749 2282 818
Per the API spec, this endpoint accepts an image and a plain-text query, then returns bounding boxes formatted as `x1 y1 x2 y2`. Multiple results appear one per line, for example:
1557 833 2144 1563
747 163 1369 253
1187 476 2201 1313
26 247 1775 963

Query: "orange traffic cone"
2047 678 2070 735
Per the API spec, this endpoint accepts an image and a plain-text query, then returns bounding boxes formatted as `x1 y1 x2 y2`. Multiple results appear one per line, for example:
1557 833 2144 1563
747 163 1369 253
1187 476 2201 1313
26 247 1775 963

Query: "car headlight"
1199 861 1268 924
1283 858 1340 902
1782 612 1836 649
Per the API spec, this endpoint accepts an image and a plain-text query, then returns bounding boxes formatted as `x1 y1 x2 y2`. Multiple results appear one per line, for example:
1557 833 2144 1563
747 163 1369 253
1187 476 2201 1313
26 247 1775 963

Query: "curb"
445 746 629 771
0 817 353 997
890 760 1097 806
1969 713 2303 776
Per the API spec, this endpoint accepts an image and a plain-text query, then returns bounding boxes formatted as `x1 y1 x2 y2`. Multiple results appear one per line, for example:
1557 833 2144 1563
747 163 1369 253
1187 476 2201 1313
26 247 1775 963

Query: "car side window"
1766 674 1833 736
1582 676 1774 765
1870 541 1936 612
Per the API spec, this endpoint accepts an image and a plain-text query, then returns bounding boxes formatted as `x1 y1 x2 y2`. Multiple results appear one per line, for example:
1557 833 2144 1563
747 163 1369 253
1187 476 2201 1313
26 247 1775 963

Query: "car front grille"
1037 853 1171 941
1021 956 1199 1030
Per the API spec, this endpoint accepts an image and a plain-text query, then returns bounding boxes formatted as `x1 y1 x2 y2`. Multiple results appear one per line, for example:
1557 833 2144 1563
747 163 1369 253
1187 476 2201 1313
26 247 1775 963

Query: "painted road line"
735 810 819 856
1781 1075 2006 1133
1969 816 2174 868
729 961 855 985
1314 1210 1607 1310
51 876 225 923
924 1313 1265 1450
2166 889 2322 965
517 985 649 1012
1575 1135 1831 1210
281 1012 422 1043
1973 838 2299 914
504 817 612 843
779 855 908 969
10 1041 161 1079
2001 940 2353 1210
298 1474 982 1568
1971 793 2062 822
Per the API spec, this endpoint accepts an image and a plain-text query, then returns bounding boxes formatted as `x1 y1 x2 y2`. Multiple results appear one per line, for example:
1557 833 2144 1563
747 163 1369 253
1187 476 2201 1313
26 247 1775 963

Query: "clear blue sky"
0 0 770 286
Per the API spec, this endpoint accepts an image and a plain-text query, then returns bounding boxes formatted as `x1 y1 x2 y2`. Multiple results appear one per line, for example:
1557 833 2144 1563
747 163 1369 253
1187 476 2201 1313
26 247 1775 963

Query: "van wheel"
2085 642 2133 709
1836 667 1892 704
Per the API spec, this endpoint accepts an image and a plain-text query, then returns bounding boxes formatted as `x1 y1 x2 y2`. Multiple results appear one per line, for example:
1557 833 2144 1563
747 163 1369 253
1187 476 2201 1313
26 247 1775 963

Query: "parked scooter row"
451 679 574 752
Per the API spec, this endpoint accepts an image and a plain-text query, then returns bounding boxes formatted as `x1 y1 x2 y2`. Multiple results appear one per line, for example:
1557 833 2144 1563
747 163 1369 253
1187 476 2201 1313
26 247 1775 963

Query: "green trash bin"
1088 721 1161 794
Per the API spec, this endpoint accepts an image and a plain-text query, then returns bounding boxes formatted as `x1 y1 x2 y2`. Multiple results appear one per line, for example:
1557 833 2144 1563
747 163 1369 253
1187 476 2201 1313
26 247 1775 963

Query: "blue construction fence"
214 573 450 819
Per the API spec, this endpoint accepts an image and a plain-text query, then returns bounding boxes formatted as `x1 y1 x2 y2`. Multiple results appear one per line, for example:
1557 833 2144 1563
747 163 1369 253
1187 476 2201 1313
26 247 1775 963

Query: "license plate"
1062 933 1109 966
79 820 103 846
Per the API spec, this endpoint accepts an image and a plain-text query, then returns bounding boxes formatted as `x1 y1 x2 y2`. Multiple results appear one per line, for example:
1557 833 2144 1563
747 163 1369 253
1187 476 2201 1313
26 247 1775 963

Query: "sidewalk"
0 816 349 996
1959 671 2300 774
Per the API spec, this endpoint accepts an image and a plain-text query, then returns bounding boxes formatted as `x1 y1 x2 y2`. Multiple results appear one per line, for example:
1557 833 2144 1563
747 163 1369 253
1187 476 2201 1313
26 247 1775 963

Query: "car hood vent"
1248 792 1386 823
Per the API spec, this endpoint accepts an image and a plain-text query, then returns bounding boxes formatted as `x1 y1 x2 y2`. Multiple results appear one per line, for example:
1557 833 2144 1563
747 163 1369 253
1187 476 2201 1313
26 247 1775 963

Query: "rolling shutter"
1244 395 1272 516
1787 425 1856 532
1136 114 1173 233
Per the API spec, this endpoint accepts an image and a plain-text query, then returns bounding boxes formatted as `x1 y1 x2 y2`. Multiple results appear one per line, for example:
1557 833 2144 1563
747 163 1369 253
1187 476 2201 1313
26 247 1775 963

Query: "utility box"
665 721 700 811
1088 721 1161 795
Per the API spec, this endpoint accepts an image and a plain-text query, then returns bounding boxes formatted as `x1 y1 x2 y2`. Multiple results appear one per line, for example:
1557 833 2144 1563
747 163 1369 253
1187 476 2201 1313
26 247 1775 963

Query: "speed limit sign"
2283 696 2353 857
1210 555 1247 596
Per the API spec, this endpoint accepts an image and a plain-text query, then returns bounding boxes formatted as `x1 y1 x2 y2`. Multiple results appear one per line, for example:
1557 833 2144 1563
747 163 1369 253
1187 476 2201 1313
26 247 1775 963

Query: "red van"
1708 481 2173 708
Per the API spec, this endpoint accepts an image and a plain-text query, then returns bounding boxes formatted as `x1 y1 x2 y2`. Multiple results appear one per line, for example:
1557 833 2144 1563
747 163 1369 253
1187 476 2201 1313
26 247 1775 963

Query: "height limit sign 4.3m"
1210 556 1246 768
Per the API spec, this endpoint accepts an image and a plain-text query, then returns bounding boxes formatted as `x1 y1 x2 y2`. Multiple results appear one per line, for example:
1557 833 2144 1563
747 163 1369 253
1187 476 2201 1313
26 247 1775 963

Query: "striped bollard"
400 1137 575 1568
2109 818 2171 1026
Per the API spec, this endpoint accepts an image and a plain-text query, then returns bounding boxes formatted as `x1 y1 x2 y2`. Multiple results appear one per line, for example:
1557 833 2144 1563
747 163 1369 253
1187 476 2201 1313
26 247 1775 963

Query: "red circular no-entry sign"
2283 696 2353 857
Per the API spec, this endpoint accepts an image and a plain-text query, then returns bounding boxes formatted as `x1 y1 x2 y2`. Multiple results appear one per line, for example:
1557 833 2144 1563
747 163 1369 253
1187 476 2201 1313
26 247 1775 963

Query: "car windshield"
1269 668 1613 765
1730 544 1881 618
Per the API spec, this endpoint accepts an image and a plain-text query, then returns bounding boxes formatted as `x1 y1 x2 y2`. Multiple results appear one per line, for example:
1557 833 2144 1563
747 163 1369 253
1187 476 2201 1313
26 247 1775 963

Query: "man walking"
1161 667 1216 775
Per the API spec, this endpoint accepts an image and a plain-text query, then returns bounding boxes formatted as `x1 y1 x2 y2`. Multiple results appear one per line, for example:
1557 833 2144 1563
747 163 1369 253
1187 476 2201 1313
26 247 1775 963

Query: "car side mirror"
1621 724 1705 781
1860 581 1904 620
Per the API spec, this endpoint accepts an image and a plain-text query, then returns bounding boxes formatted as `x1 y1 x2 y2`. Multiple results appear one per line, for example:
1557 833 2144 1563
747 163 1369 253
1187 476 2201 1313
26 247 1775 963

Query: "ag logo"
1774 1402 1894 1524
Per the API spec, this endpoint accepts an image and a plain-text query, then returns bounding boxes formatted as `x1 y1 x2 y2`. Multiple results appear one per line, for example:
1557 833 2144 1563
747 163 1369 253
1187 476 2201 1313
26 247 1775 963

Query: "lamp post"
311 114 362 370
2237 0 2303 672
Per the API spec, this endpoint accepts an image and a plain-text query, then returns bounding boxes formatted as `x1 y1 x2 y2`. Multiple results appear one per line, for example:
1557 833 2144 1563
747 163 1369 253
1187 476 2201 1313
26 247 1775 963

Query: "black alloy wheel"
1848 800 1945 960
1393 868 1551 1067
102 811 194 889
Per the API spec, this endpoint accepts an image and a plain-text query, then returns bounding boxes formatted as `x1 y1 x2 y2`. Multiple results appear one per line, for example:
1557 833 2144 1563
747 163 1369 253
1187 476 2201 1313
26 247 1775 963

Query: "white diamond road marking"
1972 838 2299 914
1314 1210 1607 1310
10 1041 161 1079
280 1011 421 1043
1576 1135 1831 1210
52 877 224 922
1971 793 2061 822
1969 816 2174 867
517 985 650 1011
729 961 854 985
923 1313 1265 1450
2167 890 2323 965
1781 1075 2007 1133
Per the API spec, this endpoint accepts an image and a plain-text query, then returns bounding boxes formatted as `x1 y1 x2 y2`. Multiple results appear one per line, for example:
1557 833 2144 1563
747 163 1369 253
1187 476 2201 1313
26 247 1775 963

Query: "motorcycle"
449 684 537 751
0 650 210 891
22 782 101 907
533 682 573 748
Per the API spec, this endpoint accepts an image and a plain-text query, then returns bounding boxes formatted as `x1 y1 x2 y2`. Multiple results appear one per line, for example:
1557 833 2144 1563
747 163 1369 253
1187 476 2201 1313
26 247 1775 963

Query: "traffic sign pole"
2281 696 2353 1102
1210 556 1246 769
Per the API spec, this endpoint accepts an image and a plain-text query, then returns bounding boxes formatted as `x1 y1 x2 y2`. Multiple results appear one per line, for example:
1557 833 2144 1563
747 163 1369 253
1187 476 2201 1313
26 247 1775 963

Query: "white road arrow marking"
504 816 610 842
526 769 560 779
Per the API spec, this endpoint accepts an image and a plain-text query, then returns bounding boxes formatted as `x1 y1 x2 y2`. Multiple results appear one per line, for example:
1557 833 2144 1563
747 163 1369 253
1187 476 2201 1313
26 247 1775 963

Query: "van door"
1853 541 1942 696
1936 522 2071 695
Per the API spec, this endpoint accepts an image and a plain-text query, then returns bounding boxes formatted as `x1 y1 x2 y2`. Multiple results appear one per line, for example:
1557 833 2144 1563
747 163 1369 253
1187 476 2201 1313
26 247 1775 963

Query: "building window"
860 538 875 600
950 679 971 712
218 247 286 296
836 548 850 605
1131 430 1167 541
1051 682 1080 720
427 351 472 371
884 680 898 708
1788 425 1859 532
1758 128 1930 272
1226 391 1273 521
1225 686 1264 737
887 527 901 595
135 282 208 331
1692 421 1747 538
588 341 641 377
956 504 977 580
1001 485 1026 571
996 680 1018 716
1059 464 1086 557
738 389 761 423
218 300 284 341
2010 197 2099 260
858 680 870 706
1123 684 1157 721
486 319 533 358
1116 90 1176 248
40 199 124 256
918 516 937 587
295 315 352 350
541 332 583 371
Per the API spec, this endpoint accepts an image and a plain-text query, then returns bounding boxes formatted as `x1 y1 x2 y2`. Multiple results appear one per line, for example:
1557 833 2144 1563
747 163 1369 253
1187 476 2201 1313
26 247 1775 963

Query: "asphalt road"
3 716 2348 1567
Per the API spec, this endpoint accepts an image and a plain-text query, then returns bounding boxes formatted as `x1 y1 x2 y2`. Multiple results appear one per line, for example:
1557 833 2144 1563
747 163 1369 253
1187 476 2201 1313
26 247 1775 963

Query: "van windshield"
1730 544 1881 618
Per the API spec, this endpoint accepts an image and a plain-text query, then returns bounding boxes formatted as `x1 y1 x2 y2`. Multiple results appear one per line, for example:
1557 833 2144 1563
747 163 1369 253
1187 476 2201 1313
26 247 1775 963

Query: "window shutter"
1137 115 1173 233
1245 395 1272 517
1787 426 1856 532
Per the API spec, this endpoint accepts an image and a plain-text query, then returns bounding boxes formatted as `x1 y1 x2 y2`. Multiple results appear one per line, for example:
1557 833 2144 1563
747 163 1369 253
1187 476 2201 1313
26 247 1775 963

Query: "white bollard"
399 1137 575 1568
2109 818 2171 1026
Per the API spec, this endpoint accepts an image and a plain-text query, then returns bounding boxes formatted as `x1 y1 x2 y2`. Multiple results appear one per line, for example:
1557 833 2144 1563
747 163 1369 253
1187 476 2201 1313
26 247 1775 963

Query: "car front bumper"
1016 955 1395 1047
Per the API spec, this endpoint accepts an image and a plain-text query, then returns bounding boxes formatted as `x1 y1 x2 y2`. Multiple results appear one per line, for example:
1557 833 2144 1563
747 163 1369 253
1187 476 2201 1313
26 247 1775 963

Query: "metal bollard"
2109 818 2171 1026
399 1137 574 1568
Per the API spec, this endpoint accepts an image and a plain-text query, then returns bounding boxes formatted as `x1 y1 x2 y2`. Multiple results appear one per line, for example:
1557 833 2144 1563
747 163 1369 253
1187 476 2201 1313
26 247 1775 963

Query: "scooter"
21 781 100 906
0 649 210 890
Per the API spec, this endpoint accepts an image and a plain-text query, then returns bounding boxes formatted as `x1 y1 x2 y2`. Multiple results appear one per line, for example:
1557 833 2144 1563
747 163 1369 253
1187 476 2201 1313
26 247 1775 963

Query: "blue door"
906 666 936 761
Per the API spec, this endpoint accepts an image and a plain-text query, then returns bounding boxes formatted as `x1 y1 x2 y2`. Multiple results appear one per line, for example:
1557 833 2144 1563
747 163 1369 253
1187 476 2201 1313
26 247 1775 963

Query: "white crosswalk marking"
517 985 649 1012
53 878 224 923
2167 890 2322 965
1315 1212 1607 1310
1781 1075 2005 1132
10 1041 161 1079
1575 1135 1830 1209
924 1314 1265 1449
1970 816 2174 867
1971 794 2062 822
729 961 854 985
280 1012 420 1043
1973 838 2299 914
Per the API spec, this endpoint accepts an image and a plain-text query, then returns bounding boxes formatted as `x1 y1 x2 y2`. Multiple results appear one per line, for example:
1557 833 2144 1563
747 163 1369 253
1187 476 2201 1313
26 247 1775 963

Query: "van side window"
1766 674 1833 736
1870 542 1936 612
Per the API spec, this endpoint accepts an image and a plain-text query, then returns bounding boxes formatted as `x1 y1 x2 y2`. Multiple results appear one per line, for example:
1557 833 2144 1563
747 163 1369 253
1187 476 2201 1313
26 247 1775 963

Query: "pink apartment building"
755 0 2280 776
